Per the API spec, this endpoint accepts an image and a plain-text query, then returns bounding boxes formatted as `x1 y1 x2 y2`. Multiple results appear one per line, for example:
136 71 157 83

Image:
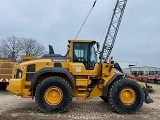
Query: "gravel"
0 83 160 120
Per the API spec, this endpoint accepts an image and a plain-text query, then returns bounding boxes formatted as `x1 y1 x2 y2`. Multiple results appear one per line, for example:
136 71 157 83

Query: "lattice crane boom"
99 0 128 62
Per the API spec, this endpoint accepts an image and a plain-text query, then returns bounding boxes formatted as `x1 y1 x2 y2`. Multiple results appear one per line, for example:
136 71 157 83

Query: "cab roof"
68 39 96 43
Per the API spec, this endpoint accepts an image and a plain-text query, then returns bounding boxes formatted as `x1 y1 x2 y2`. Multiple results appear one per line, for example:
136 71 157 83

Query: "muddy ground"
0 83 160 120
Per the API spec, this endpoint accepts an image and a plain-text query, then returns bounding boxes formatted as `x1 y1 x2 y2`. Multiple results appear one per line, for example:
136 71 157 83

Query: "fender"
102 73 124 97
31 67 75 96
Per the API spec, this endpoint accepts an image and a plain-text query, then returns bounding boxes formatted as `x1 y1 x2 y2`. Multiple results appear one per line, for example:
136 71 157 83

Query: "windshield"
89 44 97 69
90 44 97 63
73 42 97 70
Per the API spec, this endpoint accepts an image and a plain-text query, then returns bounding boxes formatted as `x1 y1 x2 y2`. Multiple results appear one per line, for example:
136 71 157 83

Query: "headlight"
16 69 22 78
18 71 22 78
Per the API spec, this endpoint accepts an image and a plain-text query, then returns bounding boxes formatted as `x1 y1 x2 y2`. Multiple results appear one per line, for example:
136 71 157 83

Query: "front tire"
35 76 72 113
108 79 144 114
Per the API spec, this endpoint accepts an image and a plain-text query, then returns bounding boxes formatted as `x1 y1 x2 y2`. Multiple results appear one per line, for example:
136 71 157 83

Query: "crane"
99 0 127 62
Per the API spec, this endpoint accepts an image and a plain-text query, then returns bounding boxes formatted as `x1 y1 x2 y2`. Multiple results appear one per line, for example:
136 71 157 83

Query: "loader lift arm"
99 0 127 62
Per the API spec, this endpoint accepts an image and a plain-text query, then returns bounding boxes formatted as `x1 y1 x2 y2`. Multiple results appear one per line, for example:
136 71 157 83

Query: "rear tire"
108 79 144 114
35 76 72 113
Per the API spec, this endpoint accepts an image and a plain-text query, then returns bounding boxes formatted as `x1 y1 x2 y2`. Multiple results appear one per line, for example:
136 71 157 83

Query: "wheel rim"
119 88 136 106
44 86 63 105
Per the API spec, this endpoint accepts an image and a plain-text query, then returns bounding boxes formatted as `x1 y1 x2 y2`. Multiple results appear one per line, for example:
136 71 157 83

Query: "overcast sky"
0 0 159 67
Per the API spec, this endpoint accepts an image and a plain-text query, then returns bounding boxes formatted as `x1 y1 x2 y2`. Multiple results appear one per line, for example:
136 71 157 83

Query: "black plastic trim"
102 73 124 97
54 63 62 67
31 67 75 97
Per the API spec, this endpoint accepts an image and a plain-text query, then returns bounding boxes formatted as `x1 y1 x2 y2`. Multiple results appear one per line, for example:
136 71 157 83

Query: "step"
76 79 91 86
78 86 87 91
77 93 86 97
78 88 87 91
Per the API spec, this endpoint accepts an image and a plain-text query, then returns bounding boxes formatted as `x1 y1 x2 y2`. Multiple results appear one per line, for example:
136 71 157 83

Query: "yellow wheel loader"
7 0 153 114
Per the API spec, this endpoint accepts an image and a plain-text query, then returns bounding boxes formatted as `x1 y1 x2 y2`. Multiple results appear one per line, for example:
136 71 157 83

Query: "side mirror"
96 42 100 51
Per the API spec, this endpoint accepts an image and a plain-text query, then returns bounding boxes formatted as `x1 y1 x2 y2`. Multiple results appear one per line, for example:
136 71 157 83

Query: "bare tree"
19 38 46 57
0 35 21 61
0 36 46 61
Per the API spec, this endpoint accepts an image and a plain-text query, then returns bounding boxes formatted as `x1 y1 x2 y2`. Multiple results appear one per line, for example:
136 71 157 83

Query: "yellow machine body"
7 40 117 98
7 39 151 114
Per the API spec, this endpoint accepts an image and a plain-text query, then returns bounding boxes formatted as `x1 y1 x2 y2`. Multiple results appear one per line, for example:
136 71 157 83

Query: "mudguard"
31 67 75 97
102 73 124 97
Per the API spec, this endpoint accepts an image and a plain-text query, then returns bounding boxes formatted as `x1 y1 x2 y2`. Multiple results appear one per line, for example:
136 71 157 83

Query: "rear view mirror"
96 42 100 51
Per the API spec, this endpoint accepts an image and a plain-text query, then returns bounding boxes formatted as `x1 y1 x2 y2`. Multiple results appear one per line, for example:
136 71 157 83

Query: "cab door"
69 42 99 76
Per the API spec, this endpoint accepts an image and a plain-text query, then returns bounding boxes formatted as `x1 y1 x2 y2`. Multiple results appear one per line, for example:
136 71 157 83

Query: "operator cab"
69 40 97 70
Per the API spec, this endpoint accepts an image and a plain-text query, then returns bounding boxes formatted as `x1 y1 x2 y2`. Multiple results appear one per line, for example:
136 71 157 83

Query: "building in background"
117 61 137 69
117 61 160 75
123 66 160 75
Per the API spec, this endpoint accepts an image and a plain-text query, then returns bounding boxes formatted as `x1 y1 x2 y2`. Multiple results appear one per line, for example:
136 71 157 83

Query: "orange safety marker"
21 95 31 98
77 98 86 103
